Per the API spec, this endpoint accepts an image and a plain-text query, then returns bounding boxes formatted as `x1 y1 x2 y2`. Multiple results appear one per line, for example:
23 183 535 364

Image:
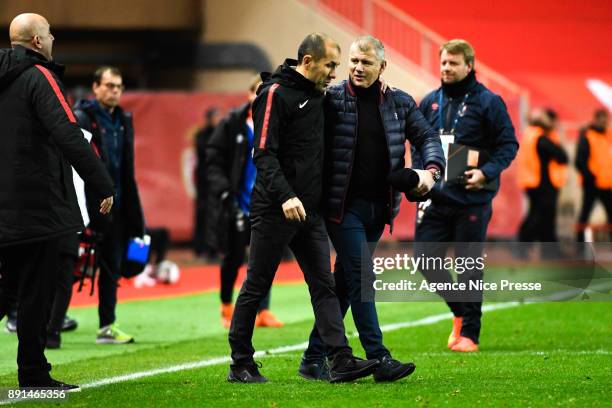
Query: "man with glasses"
74 66 145 345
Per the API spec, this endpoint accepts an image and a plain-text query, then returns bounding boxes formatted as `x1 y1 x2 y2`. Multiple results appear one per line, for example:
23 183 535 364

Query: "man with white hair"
300 35 445 382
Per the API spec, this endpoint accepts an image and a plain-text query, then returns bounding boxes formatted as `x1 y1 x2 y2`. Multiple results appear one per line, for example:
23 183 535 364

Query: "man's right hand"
412 169 435 196
282 197 306 222
100 196 114 214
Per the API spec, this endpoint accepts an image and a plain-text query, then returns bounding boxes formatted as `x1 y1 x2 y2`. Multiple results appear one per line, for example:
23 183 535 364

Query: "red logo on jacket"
432 103 439 110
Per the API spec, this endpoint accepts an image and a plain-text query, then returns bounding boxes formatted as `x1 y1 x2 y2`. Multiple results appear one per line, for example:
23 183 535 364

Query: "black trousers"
518 188 559 242
193 192 214 256
220 218 270 310
147 227 170 266
47 234 79 333
229 212 351 365
98 216 125 328
0 238 60 386
577 186 612 241
414 201 492 344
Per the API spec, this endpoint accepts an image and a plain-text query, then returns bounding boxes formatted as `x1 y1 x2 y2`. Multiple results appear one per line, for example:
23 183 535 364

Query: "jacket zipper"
337 98 358 223
379 104 395 233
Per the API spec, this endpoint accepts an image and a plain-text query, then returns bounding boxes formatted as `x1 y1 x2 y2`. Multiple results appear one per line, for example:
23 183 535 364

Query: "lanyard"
438 92 469 134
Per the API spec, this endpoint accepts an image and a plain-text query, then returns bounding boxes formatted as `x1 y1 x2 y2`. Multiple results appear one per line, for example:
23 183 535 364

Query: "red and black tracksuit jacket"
249 59 326 217
0 45 113 247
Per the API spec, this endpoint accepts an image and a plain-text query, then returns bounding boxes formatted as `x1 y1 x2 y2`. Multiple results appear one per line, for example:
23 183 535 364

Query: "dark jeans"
0 238 60 386
577 186 612 241
304 198 390 362
98 217 125 328
220 218 270 310
414 201 492 344
229 212 351 365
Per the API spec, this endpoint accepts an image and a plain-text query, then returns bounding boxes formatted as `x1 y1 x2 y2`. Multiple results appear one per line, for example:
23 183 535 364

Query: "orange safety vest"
517 125 567 189
585 128 612 189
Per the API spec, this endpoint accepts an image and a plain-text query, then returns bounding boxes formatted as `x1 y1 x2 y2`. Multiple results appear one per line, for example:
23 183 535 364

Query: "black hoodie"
0 45 114 247
249 59 326 217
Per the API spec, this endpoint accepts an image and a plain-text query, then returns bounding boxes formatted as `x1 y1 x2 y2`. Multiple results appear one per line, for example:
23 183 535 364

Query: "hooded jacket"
249 59 326 217
0 45 114 247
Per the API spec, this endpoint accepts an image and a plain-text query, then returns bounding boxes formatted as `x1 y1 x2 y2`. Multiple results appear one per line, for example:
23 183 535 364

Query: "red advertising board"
122 92 521 242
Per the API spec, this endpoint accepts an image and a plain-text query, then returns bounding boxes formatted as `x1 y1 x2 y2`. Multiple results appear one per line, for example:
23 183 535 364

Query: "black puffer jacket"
325 79 445 227
0 46 114 247
250 59 326 217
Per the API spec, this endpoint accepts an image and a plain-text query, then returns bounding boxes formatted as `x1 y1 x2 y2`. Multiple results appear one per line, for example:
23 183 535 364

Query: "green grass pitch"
0 283 610 407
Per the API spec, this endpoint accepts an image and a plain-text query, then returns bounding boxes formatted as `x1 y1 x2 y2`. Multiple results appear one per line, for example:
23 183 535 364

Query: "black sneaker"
61 316 78 332
227 361 268 383
48 379 81 392
298 359 330 381
329 355 380 383
20 378 80 392
46 331 61 349
373 355 416 382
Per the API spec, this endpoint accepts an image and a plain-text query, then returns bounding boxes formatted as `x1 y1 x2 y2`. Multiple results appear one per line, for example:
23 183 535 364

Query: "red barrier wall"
122 92 520 241
387 0 612 121
120 92 246 241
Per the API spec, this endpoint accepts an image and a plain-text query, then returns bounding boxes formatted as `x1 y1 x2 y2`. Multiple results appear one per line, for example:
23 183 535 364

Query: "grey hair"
351 35 385 61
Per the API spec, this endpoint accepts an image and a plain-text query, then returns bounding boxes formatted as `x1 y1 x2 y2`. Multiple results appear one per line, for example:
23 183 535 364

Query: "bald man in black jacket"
0 13 113 390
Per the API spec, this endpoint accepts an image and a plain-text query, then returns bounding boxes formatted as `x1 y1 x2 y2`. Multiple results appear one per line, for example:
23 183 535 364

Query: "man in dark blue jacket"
74 66 145 345
412 39 518 352
300 36 445 382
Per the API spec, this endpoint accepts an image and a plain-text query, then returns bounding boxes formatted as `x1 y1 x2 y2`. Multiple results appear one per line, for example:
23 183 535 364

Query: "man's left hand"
464 169 486 190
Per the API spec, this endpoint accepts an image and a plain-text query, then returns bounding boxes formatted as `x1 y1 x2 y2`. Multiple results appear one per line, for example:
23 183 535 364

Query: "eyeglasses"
102 82 125 91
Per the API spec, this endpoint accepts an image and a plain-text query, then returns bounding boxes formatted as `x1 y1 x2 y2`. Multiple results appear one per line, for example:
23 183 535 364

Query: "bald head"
9 13 54 61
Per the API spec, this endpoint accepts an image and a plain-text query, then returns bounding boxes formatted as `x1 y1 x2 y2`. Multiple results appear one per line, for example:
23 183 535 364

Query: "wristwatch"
428 168 442 182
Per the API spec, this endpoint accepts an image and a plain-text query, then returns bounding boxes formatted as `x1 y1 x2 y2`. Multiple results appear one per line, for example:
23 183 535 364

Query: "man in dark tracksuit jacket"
228 33 380 383
301 36 445 382
74 66 145 344
412 40 518 352
0 14 114 389
205 78 283 329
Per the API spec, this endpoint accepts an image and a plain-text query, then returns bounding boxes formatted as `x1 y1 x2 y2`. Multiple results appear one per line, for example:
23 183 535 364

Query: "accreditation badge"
440 132 455 181
440 132 455 161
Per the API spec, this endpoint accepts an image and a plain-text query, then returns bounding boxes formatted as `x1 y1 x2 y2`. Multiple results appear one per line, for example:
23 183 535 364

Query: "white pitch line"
405 350 612 357
81 302 520 389
0 301 523 405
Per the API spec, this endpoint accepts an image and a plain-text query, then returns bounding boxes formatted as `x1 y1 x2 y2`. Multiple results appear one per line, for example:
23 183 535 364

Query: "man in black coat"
227 33 380 383
0 13 114 389
205 77 283 329
73 66 145 345
300 35 445 382
194 107 220 258
413 39 519 352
